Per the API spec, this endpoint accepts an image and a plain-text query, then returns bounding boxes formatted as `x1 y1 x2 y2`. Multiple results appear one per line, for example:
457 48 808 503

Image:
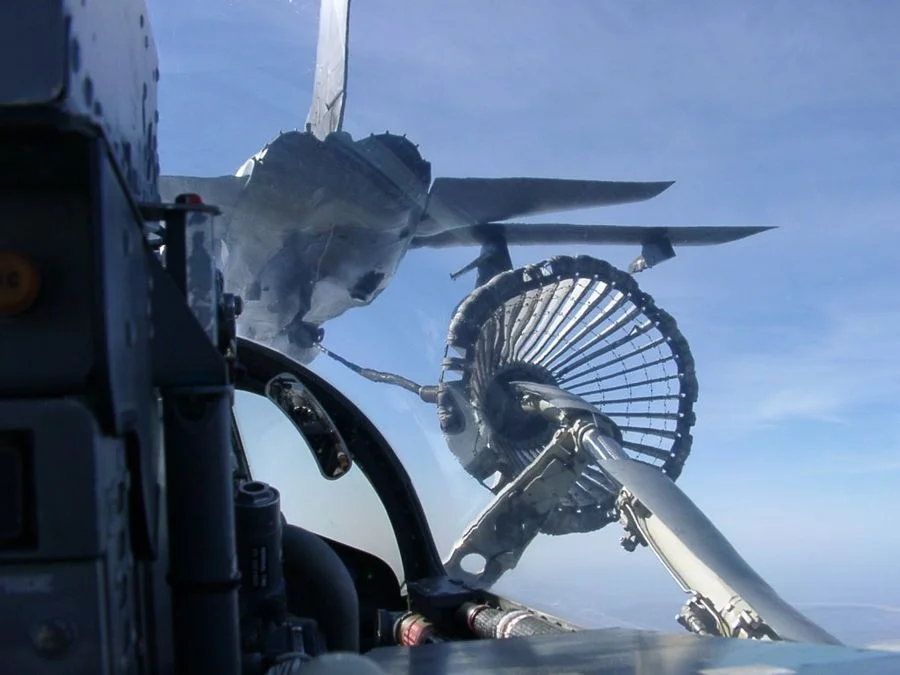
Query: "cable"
315 345 438 403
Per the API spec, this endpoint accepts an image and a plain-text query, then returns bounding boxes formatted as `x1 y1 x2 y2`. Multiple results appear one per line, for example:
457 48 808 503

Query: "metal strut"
443 382 841 646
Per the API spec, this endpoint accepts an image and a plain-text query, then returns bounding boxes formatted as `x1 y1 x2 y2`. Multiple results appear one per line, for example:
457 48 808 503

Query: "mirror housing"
265 372 352 479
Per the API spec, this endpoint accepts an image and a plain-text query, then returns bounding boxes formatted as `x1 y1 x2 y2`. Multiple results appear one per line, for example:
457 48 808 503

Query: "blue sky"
150 0 900 646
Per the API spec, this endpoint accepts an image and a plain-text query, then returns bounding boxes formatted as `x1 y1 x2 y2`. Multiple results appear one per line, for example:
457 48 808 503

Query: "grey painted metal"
0 400 136 673
444 427 593 588
594 453 841 646
0 0 160 201
366 628 900 675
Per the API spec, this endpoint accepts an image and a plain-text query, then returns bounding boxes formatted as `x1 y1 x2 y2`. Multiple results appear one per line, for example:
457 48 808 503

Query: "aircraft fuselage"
222 129 432 361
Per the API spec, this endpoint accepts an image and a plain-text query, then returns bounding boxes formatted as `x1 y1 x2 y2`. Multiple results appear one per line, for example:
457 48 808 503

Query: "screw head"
31 618 75 656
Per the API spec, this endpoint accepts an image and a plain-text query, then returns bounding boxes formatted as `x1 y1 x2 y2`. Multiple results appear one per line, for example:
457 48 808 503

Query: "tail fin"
305 0 351 140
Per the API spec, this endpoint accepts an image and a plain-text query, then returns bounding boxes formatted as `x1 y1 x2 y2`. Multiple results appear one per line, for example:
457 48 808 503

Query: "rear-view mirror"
264 372 353 479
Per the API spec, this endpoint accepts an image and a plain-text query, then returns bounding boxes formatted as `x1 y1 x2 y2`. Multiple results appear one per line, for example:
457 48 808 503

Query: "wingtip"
646 180 675 199
721 225 778 244
751 225 779 235
606 179 675 204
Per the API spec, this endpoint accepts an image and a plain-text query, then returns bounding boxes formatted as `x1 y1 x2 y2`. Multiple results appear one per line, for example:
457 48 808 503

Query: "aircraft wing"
410 223 774 249
305 0 351 140
410 222 774 273
157 174 248 209
418 177 674 235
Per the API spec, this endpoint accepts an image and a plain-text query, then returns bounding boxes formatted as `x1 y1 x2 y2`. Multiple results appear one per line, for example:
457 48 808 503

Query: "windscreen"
150 0 900 649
